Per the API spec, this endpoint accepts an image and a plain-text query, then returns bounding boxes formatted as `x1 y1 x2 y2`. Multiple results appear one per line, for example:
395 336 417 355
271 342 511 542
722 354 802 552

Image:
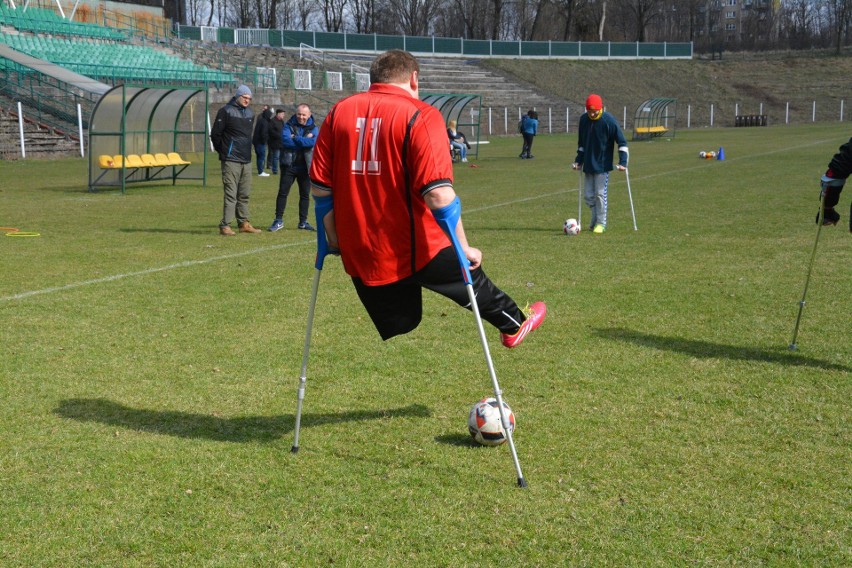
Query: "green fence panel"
375 34 404 51
314 31 346 50
610 43 637 57
434 37 461 54
551 42 580 56
637 43 661 57
217 28 234 44
404 36 432 53
667 43 692 57
491 41 520 56
463 39 490 56
580 42 609 57
521 41 550 56
281 30 313 48
346 34 375 51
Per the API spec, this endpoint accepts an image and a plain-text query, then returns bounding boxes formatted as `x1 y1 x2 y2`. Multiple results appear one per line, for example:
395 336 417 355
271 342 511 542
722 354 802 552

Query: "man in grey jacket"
210 84 261 235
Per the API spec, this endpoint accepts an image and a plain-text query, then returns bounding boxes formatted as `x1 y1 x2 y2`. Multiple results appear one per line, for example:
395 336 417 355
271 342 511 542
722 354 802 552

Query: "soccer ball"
468 397 516 446
563 218 581 236
699 151 707 159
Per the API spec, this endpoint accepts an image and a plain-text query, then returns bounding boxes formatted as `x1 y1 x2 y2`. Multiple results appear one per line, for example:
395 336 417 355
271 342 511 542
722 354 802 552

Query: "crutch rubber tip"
517 477 528 488
290 446 300 454
788 344 798 351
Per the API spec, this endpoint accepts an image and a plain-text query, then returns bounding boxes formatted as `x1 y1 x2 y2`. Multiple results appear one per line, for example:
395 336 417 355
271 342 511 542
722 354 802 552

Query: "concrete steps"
0 111 79 159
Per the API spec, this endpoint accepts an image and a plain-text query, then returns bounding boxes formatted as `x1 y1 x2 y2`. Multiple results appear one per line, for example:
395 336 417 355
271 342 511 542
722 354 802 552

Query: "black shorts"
352 247 524 340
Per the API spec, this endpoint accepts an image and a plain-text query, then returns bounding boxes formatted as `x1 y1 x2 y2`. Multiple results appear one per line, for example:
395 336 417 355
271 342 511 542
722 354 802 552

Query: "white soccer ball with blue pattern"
468 397 515 446
563 218 581 236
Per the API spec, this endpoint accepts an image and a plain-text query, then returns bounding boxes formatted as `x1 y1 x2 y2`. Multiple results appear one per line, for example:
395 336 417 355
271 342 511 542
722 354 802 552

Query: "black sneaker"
298 222 316 232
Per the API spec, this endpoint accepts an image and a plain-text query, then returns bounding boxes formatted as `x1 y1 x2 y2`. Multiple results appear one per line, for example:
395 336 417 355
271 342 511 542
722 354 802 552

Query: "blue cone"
717 147 725 160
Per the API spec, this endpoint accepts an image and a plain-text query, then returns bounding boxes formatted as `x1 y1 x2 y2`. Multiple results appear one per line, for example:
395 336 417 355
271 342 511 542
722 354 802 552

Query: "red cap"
585 94 603 111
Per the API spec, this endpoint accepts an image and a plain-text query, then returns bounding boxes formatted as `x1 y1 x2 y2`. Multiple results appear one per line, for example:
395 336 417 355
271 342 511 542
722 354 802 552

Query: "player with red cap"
571 93 629 233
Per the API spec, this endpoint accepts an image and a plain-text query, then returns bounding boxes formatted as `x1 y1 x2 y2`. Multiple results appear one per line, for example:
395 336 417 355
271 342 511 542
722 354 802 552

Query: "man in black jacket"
210 85 261 235
267 108 286 175
252 107 272 177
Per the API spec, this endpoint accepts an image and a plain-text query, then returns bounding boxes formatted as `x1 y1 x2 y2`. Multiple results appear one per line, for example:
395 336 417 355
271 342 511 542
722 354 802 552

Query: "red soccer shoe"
501 301 546 348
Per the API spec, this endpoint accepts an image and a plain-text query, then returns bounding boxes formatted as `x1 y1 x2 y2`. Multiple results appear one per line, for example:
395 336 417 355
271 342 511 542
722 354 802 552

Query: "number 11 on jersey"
352 117 381 175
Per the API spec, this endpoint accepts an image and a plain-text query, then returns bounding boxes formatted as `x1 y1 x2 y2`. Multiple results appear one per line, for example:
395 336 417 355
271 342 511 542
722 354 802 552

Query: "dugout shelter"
88 84 208 193
421 93 482 160
632 98 676 140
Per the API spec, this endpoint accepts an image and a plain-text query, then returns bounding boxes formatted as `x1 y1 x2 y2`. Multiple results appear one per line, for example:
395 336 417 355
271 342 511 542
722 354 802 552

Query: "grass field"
1 125 850 566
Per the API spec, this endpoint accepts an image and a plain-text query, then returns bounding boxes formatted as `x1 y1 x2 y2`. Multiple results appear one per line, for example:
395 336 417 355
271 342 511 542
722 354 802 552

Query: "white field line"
2 242 308 302
1 137 837 304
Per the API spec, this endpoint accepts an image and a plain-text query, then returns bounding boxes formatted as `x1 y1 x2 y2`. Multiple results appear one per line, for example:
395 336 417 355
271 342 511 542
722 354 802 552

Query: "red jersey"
310 83 454 285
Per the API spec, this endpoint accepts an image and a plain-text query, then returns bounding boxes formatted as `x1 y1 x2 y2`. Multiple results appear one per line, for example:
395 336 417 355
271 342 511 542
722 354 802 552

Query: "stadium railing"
174 24 693 60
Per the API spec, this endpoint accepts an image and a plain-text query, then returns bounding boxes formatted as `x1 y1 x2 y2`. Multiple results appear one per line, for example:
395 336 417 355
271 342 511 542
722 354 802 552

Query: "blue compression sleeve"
431 196 472 285
313 193 335 270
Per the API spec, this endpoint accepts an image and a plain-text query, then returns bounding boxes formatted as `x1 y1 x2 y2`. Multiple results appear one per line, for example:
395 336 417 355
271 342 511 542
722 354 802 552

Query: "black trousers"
275 166 310 224
521 133 535 157
352 247 525 340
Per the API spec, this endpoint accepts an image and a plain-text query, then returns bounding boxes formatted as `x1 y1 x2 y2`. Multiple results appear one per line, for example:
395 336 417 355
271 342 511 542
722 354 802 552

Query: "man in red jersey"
309 50 545 347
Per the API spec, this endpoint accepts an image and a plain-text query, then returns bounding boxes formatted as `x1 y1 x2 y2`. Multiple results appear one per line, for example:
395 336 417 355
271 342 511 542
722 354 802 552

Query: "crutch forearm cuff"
431 196 462 236
313 193 335 269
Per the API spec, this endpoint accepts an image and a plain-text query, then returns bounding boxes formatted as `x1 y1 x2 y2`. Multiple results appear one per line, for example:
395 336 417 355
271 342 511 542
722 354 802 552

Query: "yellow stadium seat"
141 154 158 167
167 152 191 165
125 154 145 168
112 155 125 168
98 154 117 168
154 153 171 166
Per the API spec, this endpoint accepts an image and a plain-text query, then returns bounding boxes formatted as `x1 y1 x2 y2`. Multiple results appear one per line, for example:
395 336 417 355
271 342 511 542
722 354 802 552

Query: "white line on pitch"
1 241 309 302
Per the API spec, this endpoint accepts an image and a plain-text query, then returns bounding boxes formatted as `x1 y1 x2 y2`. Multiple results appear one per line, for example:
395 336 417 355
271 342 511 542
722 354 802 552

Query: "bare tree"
827 0 852 53
553 0 586 40
232 0 257 27
387 0 444 36
349 0 378 32
318 0 348 31
779 0 820 49
618 0 666 41
255 0 284 27
296 0 317 29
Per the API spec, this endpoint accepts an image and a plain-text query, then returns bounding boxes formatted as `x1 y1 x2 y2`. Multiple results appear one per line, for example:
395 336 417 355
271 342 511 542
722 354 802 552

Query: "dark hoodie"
252 108 273 146
268 112 286 151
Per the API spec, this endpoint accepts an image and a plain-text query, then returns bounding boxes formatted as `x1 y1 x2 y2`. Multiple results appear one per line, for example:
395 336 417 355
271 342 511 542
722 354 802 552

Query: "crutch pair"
291 198 528 488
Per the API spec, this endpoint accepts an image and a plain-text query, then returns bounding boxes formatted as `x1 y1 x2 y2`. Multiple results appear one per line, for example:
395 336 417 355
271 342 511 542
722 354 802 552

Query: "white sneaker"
461 158 468 162
259 172 270 177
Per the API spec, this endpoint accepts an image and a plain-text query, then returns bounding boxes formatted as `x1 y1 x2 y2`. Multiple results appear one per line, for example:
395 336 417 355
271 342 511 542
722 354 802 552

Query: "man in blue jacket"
268 104 319 232
572 94 628 234
519 110 538 159
210 84 261 235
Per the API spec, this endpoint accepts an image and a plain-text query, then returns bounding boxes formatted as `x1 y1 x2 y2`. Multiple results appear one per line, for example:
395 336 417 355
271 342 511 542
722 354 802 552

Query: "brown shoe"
220 225 236 236
239 221 261 234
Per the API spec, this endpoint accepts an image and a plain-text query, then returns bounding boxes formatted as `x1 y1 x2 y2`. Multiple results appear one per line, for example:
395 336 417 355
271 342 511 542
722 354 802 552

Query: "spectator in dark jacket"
267 104 318 232
210 84 261 235
267 108 286 175
818 136 852 231
253 107 272 177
